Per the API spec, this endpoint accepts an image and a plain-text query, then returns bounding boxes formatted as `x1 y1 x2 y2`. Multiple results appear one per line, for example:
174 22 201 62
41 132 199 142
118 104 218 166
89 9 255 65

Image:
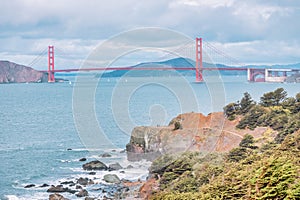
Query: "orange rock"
139 178 159 200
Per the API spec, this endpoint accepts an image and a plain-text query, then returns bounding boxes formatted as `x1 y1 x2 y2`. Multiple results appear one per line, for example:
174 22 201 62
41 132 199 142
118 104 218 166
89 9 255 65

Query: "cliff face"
0 61 47 83
126 112 274 161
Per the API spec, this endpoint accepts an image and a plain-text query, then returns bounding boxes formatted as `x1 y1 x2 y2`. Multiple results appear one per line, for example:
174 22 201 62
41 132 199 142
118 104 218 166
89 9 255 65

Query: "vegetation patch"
149 88 300 200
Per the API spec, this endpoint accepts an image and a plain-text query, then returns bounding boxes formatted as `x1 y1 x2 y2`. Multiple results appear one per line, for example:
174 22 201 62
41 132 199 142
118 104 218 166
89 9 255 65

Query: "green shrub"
173 121 182 130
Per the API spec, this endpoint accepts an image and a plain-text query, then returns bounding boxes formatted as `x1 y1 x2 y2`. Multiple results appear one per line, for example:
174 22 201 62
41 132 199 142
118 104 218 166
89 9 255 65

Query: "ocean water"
0 75 299 199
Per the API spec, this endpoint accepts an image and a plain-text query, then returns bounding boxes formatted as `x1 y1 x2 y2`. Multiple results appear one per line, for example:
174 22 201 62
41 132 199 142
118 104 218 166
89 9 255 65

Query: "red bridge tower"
48 46 55 82
195 37 203 82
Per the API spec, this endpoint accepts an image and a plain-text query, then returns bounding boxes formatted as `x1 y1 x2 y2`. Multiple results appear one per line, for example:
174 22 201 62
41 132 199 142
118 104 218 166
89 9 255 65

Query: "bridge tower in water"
48 46 55 82
195 37 203 82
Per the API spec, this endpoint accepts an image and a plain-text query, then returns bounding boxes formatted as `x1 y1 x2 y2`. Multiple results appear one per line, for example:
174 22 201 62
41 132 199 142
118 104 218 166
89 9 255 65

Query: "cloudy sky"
0 0 300 70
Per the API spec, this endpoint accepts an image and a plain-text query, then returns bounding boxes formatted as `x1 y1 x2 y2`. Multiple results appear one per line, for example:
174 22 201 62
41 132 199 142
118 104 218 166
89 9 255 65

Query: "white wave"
69 148 105 152
4 195 19 200
59 159 71 163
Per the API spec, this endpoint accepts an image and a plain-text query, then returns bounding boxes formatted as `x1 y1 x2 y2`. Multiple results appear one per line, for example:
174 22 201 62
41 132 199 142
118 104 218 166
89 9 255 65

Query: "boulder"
103 174 121 184
24 184 35 188
60 181 74 185
120 149 126 153
82 160 108 171
77 177 94 186
76 185 82 189
49 193 69 200
76 189 88 197
40 183 50 187
100 153 112 158
47 185 68 193
88 172 96 175
85 197 95 200
77 177 88 186
108 163 123 171
79 158 87 162
126 165 134 169
69 183 75 187
66 188 77 194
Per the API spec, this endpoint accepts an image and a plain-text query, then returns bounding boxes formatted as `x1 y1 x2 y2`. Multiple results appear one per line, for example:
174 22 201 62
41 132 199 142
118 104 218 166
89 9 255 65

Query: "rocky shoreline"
22 151 148 200
21 112 275 199
0 61 48 83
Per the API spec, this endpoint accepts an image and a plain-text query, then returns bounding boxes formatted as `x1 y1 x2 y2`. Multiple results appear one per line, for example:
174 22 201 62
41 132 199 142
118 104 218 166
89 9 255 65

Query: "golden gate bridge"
29 38 298 83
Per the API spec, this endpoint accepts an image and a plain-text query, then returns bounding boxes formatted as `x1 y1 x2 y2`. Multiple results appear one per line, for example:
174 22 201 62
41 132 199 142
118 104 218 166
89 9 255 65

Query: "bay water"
0 75 299 199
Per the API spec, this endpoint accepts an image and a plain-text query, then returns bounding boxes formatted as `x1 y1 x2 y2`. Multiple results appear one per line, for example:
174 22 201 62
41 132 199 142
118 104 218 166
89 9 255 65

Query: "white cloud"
173 0 235 8
0 0 299 66
210 40 300 65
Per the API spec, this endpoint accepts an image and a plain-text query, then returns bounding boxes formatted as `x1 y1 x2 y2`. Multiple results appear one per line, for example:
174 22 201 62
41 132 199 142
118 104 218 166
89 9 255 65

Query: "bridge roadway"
40 66 248 73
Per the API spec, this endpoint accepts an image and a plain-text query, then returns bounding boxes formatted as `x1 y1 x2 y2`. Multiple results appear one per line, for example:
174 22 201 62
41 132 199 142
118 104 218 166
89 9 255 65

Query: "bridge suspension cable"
203 40 245 67
27 47 48 68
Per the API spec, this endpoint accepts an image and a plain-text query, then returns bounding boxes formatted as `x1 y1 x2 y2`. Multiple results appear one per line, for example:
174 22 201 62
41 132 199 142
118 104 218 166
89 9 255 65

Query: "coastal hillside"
147 130 300 199
135 88 300 199
99 57 246 77
98 57 300 78
126 111 274 162
0 61 47 83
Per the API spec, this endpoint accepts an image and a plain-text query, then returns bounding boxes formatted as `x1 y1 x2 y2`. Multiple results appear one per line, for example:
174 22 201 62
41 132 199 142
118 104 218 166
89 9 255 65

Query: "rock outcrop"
108 162 123 171
82 160 108 171
49 193 69 200
103 174 121 184
126 112 271 161
75 189 88 197
0 60 47 83
47 185 68 193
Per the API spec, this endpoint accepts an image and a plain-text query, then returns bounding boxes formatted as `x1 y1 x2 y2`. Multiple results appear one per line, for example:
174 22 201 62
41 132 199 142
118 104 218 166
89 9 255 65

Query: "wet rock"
100 153 112 158
77 177 94 186
40 183 50 187
126 165 134 169
77 177 88 186
76 189 88 197
85 197 95 200
76 185 82 189
111 149 117 152
49 193 69 200
67 148 72 151
103 174 121 184
109 162 123 171
60 181 74 185
24 184 35 188
66 188 77 194
120 149 126 153
103 196 114 200
88 171 96 175
79 157 87 162
83 160 108 171
69 183 75 187
47 185 68 193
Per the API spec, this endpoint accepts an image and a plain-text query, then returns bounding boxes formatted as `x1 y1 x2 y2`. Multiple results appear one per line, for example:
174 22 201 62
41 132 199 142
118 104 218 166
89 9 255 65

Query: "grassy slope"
149 89 300 200
151 130 300 200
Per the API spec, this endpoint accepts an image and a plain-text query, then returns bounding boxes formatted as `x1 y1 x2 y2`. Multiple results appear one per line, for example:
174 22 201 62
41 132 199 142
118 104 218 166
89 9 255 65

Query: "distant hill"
98 57 300 78
0 61 48 83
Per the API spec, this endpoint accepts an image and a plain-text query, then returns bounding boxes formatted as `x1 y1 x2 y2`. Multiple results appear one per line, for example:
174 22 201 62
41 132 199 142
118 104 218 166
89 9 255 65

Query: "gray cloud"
0 0 299 66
